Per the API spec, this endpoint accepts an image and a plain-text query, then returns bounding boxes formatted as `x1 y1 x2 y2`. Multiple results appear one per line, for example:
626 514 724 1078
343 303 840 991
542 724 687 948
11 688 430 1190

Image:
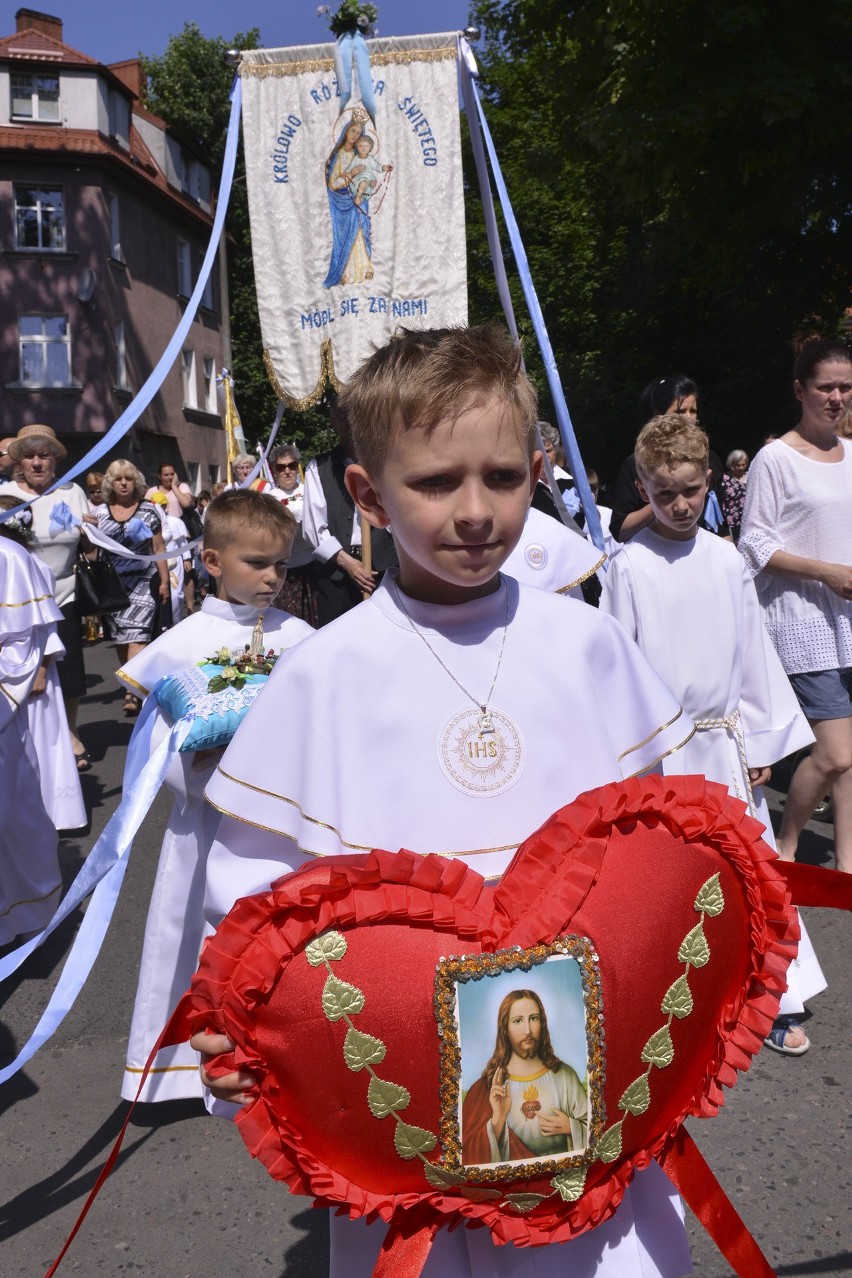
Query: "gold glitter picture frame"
433 938 606 1183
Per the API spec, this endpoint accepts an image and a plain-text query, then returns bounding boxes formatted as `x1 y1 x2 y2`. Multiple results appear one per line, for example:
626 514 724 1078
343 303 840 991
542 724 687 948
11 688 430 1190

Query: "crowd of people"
0 327 849 1275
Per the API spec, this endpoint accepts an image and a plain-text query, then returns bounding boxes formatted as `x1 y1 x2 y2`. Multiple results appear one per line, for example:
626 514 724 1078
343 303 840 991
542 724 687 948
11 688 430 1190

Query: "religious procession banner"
239 33 467 406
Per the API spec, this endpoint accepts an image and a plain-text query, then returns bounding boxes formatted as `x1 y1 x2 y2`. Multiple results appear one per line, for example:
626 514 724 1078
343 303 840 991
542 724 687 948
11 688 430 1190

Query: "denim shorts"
788 668 852 721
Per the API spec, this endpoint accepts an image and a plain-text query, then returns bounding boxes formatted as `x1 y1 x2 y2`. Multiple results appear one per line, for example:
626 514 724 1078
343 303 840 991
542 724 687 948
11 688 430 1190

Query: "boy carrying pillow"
196 326 696 1278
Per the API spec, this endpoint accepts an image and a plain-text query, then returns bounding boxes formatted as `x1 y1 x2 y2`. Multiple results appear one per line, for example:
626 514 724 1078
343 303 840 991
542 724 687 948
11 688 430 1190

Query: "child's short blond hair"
203 489 296 552
634 414 710 481
339 324 538 477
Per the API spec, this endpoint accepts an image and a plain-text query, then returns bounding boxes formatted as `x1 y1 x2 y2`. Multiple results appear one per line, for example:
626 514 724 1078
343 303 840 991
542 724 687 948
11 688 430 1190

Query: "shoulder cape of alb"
205 574 692 879
0 538 63 634
503 506 604 594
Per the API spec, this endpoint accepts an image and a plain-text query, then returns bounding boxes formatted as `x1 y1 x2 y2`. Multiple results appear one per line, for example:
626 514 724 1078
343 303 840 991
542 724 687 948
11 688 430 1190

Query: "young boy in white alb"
599 413 824 1055
117 490 313 1100
196 327 696 1278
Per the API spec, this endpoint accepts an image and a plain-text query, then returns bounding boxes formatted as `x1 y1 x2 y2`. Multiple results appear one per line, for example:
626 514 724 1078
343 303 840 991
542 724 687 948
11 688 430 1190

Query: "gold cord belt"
693 709 756 816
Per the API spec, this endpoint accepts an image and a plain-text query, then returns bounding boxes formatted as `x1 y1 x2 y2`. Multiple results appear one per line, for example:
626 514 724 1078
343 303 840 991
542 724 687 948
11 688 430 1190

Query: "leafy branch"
596 872 724 1164
305 931 438 1169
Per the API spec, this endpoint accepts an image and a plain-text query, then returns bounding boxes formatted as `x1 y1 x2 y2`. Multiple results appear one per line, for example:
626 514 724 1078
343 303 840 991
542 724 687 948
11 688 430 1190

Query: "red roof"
0 123 214 227
1 21 216 221
0 24 97 66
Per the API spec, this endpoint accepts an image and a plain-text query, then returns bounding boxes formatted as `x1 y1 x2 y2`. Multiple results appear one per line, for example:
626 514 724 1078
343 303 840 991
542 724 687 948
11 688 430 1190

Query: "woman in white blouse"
739 337 852 881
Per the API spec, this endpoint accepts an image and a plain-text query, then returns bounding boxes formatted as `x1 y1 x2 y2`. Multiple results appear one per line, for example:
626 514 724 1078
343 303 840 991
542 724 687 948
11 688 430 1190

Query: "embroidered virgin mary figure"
323 108 379 287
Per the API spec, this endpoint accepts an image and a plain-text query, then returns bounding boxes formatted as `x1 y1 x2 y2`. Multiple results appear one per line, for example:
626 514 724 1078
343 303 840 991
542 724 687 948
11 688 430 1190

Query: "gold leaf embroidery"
394 1120 437 1159
618 1075 651 1115
596 1120 623 1163
343 1027 386 1072
423 1162 465 1189
551 1166 588 1201
305 931 348 966
504 1192 547 1212
641 1025 675 1068
321 971 365 1021
694 873 724 917
661 973 694 1019
677 920 710 967
367 1075 410 1119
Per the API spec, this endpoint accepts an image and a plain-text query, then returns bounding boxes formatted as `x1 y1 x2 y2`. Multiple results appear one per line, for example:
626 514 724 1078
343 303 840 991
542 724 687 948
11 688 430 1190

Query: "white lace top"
738 438 852 674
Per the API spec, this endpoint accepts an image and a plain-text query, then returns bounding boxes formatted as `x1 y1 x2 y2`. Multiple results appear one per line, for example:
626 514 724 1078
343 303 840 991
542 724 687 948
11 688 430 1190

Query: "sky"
2 1 476 64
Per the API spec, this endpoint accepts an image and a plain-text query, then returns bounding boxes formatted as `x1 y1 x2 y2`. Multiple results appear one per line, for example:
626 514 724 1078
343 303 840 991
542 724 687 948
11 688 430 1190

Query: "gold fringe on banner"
241 46 457 79
263 340 343 410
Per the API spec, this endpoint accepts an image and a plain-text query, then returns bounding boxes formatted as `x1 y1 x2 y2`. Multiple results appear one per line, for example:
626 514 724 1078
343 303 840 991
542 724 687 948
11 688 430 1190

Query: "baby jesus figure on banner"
323 107 392 287
461 989 589 1166
349 134 393 207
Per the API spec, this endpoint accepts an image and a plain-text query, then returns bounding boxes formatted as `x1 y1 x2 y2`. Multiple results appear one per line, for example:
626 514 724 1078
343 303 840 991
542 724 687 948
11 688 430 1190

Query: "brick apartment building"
0 8 230 489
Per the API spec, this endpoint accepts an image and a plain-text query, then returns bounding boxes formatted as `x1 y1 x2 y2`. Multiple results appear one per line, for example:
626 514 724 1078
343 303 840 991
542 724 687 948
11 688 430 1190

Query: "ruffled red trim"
186 774 798 1250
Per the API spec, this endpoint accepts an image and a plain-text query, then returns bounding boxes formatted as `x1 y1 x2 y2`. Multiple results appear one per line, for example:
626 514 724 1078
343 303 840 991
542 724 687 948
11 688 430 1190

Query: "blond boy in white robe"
600 414 823 1056
118 491 313 1100
195 327 696 1278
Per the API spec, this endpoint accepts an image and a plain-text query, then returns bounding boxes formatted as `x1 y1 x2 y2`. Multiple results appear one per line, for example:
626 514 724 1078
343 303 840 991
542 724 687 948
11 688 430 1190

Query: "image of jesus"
460 988 588 1166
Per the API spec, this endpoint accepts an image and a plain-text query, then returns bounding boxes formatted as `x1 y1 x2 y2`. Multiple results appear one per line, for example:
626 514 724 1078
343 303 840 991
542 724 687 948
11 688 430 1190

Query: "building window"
11 71 60 122
181 349 197 408
19 315 72 386
14 186 65 251
208 463 220 486
202 357 217 412
108 192 122 261
187 461 200 493
107 89 130 149
115 322 128 390
200 252 215 310
176 238 192 296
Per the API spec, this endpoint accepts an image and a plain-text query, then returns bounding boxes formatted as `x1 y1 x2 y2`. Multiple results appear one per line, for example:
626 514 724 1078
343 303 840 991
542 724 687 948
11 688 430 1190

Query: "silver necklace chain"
391 577 510 736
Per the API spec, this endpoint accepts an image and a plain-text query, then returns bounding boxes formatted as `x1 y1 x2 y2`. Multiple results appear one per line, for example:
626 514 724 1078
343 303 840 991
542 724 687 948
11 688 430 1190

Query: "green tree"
470 0 852 467
142 24 336 456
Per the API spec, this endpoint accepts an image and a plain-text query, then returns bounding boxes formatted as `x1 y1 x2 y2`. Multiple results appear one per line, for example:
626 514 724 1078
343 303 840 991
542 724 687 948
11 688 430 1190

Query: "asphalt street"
0 637 849 1277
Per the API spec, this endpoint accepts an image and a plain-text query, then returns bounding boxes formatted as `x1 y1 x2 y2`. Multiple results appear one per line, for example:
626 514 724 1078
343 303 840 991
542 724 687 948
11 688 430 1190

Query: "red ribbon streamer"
660 1128 776 1278
44 997 194 1276
372 1212 440 1278
776 860 852 911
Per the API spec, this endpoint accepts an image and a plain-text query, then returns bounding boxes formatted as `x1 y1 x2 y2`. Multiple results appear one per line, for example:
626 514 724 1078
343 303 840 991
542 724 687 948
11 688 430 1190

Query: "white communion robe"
203 572 696 1278
117 597 314 1101
502 506 605 599
0 539 64 945
600 528 825 1014
25 557 86 832
163 514 192 625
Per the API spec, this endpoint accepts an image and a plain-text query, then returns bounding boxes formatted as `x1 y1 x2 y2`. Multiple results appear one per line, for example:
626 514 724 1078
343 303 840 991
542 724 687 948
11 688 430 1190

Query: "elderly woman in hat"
5 424 92 769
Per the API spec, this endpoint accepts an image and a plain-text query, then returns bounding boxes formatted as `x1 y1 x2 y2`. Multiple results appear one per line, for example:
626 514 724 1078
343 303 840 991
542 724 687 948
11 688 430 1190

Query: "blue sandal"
764 1017 810 1056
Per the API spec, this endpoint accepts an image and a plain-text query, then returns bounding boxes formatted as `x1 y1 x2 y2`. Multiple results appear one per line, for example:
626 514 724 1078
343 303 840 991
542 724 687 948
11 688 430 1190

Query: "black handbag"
181 505 204 541
74 550 131 616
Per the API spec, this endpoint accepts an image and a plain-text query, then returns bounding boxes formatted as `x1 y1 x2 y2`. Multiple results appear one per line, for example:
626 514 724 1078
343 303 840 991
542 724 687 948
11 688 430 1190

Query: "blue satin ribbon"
0 77 242 528
122 516 151 547
335 32 377 125
47 500 78 538
460 50 605 555
0 699 191 1084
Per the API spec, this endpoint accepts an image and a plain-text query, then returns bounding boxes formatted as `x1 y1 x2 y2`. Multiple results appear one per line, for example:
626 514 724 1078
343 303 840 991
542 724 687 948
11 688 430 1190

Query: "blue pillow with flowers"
156 646 280 752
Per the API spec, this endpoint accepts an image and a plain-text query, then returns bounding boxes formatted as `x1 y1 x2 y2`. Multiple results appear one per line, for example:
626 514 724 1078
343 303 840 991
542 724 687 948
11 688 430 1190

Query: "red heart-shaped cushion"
186 775 796 1250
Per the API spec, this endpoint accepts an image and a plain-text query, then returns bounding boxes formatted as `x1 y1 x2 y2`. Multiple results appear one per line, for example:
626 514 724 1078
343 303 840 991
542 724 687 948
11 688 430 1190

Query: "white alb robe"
118 596 314 1101
502 506 604 599
203 572 695 1278
163 514 192 625
0 540 64 944
600 528 825 1012
27 627 87 831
